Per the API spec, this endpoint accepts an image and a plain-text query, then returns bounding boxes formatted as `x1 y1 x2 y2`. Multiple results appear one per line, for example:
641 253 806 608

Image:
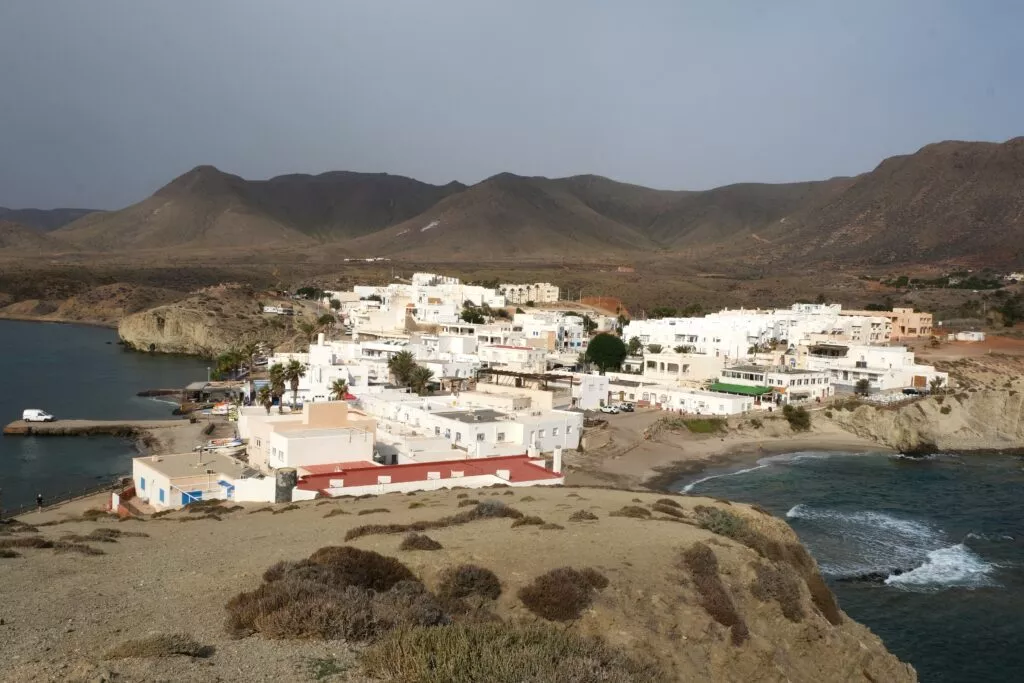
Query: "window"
476 433 485 442
158 488 165 503
139 477 146 491
552 427 559 436
538 429 546 438
255 438 261 447
435 426 441 436
455 432 462 442
567 426 573 434
497 432 505 442
444 429 451 438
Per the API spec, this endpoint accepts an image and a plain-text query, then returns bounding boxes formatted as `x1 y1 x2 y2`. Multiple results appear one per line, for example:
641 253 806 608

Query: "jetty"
2 419 187 437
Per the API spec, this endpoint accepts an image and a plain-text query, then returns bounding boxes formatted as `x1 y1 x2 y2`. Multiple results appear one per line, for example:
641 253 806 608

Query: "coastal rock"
117 283 296 356
830 391 1024 453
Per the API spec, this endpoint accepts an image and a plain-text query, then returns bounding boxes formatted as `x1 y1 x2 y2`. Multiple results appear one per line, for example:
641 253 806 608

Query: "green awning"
708 382 773 396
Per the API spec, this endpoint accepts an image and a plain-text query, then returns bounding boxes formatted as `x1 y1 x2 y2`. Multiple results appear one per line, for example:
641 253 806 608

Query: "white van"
22 409 56 422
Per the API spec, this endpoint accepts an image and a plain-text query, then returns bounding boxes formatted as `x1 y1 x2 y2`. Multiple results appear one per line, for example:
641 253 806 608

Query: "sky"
0 0 1021 209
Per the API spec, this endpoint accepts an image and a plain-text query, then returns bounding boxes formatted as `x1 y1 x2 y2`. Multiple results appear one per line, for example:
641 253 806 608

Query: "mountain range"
11 137 1024 267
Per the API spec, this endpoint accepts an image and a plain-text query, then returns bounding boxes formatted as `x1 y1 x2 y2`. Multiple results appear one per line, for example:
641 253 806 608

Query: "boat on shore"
194 437 245 456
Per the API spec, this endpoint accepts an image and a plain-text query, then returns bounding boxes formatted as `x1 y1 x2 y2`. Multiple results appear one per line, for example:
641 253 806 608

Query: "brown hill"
0 207 96 231
54 166 463 249
0 220 74 252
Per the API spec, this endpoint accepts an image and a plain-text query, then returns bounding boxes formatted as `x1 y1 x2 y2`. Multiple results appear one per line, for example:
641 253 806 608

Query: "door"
913 375 927 388
182 490 203 505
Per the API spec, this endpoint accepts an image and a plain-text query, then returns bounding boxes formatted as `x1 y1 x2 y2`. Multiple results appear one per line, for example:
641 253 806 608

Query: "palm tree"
329 378 349 401
297 319 320 346
215 348 244 378
387 350 416 386
257 386 273 415
408 365 434 396
268 363 286 413
241 341 261 373
284 359 306 409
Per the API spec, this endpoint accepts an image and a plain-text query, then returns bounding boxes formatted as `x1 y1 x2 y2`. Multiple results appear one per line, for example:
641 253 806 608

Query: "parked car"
618 403 635 412
22 409 56 422
902 388 924 396
600 405 620 414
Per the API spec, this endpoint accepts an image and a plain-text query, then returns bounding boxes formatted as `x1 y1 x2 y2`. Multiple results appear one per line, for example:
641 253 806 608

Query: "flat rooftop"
276 427 371 440
134 451 250 480
296 454 559 490
434 409 508 424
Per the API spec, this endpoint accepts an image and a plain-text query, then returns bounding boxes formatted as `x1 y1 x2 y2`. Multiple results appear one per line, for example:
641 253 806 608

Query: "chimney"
553 446 563 474
317 332 325 346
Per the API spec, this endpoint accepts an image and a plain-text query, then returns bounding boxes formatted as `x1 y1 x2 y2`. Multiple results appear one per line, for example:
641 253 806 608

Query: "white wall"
268 429 374 469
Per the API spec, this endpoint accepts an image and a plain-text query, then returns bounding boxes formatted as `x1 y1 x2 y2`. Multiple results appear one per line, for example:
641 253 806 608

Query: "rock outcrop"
830 391 1024 453
117 283 297 355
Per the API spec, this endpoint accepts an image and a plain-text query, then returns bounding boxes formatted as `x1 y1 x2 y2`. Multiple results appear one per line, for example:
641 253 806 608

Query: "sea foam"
885 544 996 589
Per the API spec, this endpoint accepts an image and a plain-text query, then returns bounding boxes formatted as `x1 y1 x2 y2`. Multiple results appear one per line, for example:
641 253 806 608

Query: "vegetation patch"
782 404 811 431
655 498 682 509
569 510 599 522
519 496 536 503
345 501 524 541
457 499 480 507
518 567 608 621
684 418 727 434
651 503 686 519
0 536 54 550
360 622 662 683
408 502 426 509
0 549 20 558
60 527 148 544
53 541 105 556
750 562 805 622
940 405 952 414
511 516 546 528
680 543 748 645
399 533 443 551
272 504 301 514
357 508 391 516
105 633 213 660
438 565 502 601
539 523 565 530
609 506 652 520
324 508 350 518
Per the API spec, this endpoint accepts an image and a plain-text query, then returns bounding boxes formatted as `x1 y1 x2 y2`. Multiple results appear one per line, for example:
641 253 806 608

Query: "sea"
677 450 1024 683
0 319 208 513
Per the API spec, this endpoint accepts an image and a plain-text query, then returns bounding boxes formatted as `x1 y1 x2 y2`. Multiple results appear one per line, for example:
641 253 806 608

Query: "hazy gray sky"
1 0 1021 209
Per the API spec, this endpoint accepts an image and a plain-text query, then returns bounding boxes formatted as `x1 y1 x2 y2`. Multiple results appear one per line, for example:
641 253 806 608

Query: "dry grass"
0 536 54 550
457 499 480 508
539 523 564 531
360 622 664 683
248 506 274 514
609 506 651 519
324 508 350 518
437 565 502 601
650 503 686 519
750 563 805 622
357 508 391 516
654 498 682 509
806 572 843 625
272 504 301 515
680 543 748 646
59 528 148 544
519 496 536 502
53 541 105 556
517 567 608 622
105 633 213 660
569 510 599 522
345 501 524 541
510 516 545 528
408 502 425 509
399 533 443 551
0 549 20 558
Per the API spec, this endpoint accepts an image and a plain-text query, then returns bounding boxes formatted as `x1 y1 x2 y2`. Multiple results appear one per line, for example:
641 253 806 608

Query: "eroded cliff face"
830 390 1024 453
117 283 294 355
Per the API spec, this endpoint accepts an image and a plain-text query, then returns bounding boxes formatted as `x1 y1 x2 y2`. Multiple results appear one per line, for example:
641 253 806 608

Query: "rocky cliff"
830 391 1024 453
117 283 296 355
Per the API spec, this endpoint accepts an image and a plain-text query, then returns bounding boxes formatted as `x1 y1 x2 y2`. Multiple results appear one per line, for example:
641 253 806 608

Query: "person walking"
36 493 44 512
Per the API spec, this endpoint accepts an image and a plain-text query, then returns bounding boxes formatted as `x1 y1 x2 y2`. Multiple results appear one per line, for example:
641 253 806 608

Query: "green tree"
317 313 335 330
929 376 945 394
215 348 244 379
268 363 286 414
408 365 435 396
782 404 811 431
284 359 306 409
581 315 598 334
674 345 694 354
388 350 416 386
854 378 871 396
297 319 320 345
329 378 349 401
329 299 341 311
241 341 261 373
585 333 628 372
647 343 663 354
460 307 486 324
257 386 273 415
648 306 677 319
626 337 643 356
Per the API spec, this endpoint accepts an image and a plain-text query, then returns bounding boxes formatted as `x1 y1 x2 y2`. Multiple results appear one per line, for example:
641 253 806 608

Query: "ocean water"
678 451 1024 683
0 320 208 512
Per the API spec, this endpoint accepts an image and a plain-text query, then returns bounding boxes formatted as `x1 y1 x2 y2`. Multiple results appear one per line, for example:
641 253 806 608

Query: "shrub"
940 405 952 414
53 542 105 556
456 493 469 499
750 563 805 622
345 501 524 541
60 528 148 544
324 508 350 518
408 502 425 509
782 404 811 432
569 510 599 522
806 572 843 625
0 536 54 549
824 410 834 418
457 499 480 508
272 504 300 515
749 418 764 429
578 567 609 590
248 506 274 514
685 418 727 434
934 395 944 405
651 503 685 519
511 516 545 528
655 498 681 508
518 567 607 621
609 506 651 519
399 533 443 551
360 622 664 683
306 546 418 592
438 565 502 601
503 490 515 496
0 549 20 558
105 633 212 660
693 505 747 539
358 508 391 516
680 543 748 645
519 496 536 503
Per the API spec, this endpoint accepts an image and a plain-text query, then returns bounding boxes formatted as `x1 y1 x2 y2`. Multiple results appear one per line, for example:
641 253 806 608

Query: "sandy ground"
0 487 913 683
565 408 887 491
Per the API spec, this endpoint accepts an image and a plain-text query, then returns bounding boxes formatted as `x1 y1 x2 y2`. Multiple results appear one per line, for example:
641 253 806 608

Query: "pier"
2 419 188 437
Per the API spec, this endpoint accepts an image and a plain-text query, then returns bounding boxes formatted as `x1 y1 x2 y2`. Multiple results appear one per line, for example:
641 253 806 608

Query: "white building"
267 426 374 470
499 282 560 304
718 365 833 403
642 352 727 385
787 343 948 392
571 373 610 410
514 311 589 353
478 344 548 374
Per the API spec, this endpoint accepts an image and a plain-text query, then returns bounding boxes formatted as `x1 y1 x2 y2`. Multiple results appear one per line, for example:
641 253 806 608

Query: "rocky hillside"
0 220 73 252
0 206 95 231
829 390 1024 453
117 283 300 355
0 487 915 682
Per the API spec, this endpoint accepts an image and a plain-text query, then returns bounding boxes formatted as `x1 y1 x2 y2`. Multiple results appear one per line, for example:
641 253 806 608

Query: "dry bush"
315 499 337 507
176 514 222 522
511 516 545 528
345 501 524 541
750 563 805 622
518 567 608 621
306 546 418 591
456 493 469 499
324 508 350 518
569 510 599 522
680 543 748 645
1 549 20 558
578 567 609 590
360 622 663 683
805 572 843 625
53 542 104 556
630 498 642 503
0 536 54 549
187 501 243 515
655 498 682 509
519 496 536 503
248 506 274 514
457 499 480 508
0 520 38 533
539 523 564 530
61 528 149 544
693 505 747 538
609 506 651 519
438 565 502 601
151 509 176 518
272 504 300 515
567 493 582 499
503 490 515 496
399 533 443 551
750 504 772 516
651 503 685 519
358 508 391 516
105 633 212 659
408 502 425 509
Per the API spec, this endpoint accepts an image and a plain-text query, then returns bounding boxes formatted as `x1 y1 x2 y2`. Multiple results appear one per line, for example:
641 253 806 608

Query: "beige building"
841 307 932 341
499 282 560 305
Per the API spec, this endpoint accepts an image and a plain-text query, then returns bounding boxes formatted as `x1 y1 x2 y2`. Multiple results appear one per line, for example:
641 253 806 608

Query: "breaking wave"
885 544 996 589
680 464 768 493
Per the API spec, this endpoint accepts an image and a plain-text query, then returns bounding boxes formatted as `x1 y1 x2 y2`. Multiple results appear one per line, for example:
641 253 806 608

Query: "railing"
1 478 126 520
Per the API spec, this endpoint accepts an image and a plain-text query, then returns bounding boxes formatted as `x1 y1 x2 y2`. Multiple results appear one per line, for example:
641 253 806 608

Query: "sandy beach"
564 408 889 491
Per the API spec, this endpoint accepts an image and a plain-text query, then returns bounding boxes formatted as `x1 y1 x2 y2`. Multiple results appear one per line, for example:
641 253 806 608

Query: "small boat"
194 437 245 454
